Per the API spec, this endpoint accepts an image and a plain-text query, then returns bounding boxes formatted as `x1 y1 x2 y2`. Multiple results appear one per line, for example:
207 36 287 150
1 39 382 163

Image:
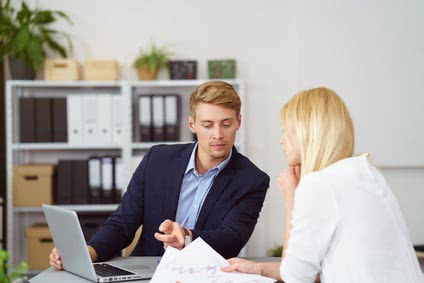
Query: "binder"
112 157 123 203
67 95 83 145
56 160 73 204
97 95 113 144
72 160 89 204
138 96 152 142
152 95 165 141
114 157 124 190
132 95 140 142
101 156 113 203
35 98 52 142
112 95 124 145
52 98 68 142
82 95 99 144
19 98 36 142
88 157 102 204
164 95 180 141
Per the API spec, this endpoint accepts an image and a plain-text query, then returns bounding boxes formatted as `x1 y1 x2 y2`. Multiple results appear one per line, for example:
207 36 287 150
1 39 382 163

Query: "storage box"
13 164 55 207
84 59 119 81
44 59 81 81
169 60 197 80
208 59 237 79
25 224 54 270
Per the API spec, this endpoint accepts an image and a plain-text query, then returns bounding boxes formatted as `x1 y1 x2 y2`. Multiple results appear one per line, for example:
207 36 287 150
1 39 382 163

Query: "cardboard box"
13 164 55 207
44 59 81 81
25 224 54 270
84 59 119 81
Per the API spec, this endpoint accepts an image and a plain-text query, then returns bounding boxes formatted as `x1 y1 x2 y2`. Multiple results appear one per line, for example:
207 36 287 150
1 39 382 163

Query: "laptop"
42 204 155 282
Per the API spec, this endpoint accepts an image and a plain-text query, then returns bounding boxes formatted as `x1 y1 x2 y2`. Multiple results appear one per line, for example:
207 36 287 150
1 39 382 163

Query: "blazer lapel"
195 158 236 230
164 143 195 220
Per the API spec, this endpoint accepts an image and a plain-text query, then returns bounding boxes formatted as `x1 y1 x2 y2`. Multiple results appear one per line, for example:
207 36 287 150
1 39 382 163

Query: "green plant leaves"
27 36 44 70
10 24 29 56
133 43 173 71
0 1 72 71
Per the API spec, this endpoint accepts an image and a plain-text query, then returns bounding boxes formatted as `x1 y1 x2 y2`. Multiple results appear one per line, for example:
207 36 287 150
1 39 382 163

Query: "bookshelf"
5 79 245 269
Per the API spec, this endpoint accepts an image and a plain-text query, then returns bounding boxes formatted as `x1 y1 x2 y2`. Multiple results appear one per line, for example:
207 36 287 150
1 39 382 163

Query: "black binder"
56 160 73 204
35 98 52 142
52 98 68 142
19 98 36 142
72 160 89 204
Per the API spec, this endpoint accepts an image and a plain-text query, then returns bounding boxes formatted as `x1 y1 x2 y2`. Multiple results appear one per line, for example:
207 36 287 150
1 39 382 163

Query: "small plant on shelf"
0 250 29 283
133 43 172 80
0 0 72 79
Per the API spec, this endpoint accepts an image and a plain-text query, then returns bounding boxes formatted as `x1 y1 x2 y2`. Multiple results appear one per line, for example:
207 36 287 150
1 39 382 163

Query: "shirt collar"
185 142 233 175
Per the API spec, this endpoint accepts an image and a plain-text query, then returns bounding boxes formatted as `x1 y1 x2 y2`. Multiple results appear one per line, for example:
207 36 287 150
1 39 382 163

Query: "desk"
30 257 281 283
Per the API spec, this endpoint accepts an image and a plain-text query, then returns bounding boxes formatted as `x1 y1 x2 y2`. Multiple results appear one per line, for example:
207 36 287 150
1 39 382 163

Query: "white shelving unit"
5 79 245 268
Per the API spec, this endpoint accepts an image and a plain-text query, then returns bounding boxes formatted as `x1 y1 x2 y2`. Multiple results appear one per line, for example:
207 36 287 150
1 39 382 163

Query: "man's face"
189 103 241 162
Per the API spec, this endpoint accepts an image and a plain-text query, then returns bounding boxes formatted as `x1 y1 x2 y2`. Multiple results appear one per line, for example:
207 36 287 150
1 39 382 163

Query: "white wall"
30 0 423 256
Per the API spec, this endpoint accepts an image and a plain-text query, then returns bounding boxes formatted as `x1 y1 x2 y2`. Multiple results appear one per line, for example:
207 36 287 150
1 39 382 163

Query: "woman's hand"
221 258 262 275
277 165 301 209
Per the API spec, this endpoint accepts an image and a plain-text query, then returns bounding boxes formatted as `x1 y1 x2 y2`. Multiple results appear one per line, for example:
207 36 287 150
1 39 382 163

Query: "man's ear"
188 116 196 134
236 114 242 130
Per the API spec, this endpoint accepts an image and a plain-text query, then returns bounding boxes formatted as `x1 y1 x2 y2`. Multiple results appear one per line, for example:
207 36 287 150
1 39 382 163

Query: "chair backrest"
123 226 142 256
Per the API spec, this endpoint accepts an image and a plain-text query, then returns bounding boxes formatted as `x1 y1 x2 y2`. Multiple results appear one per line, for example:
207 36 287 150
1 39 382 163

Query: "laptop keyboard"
94 263 135 277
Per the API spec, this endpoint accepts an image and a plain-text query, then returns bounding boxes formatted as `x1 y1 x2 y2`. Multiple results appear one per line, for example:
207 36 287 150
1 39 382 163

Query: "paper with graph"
150 238 276 283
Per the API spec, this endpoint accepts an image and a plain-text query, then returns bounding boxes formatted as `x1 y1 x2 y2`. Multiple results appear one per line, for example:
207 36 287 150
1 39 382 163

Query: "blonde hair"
190 81 241 118
280 87 354 176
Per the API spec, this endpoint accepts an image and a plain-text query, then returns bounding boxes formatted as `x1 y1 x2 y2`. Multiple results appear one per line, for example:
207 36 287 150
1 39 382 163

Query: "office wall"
29 0 423 256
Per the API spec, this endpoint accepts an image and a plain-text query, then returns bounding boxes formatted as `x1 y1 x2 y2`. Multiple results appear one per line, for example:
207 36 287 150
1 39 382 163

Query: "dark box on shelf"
13 164 55 207
169 60 197 80
78 212 111 241
25 224 54 270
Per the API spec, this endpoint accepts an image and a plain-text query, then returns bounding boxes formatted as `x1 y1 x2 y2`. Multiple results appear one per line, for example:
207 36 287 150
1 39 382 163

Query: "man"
49 81 269 269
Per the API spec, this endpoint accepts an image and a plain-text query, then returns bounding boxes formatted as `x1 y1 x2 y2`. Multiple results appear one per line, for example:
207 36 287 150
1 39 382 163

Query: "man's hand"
154 219 188 250
49 245 98 270
49 247 63 270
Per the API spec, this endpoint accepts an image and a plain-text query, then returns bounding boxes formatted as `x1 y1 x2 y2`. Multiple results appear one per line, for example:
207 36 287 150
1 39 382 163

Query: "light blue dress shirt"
175 143 232 229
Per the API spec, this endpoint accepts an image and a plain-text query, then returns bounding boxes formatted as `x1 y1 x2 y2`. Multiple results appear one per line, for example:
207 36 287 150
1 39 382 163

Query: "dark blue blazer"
88 143 270 260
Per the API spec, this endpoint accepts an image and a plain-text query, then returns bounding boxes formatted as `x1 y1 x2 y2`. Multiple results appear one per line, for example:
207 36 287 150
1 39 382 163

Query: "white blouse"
280 155 424 283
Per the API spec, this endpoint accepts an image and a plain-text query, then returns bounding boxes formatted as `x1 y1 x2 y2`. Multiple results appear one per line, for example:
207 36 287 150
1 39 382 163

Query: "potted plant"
0 0 72 79
268 245 283 257
133 44 172 80
0 250 29 283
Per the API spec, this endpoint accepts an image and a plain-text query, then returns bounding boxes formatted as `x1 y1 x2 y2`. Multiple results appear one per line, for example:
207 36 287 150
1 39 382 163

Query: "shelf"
7 80 122 88
129 79 241 88
131 141 192 150
6 79 242 88
14 204 119 213
12 143 122 151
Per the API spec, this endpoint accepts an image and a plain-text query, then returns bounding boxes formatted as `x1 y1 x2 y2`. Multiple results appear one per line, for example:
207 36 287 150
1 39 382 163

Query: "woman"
222 87 424 282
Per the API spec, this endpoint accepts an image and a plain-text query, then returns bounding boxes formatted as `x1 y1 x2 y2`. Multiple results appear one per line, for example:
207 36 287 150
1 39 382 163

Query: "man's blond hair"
190 81 241 118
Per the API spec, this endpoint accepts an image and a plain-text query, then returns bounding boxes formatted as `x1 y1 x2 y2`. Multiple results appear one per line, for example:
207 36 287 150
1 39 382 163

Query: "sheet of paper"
150 238 276 283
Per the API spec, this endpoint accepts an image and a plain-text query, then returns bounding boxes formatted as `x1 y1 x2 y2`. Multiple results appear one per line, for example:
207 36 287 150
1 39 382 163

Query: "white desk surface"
30 256 281 283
